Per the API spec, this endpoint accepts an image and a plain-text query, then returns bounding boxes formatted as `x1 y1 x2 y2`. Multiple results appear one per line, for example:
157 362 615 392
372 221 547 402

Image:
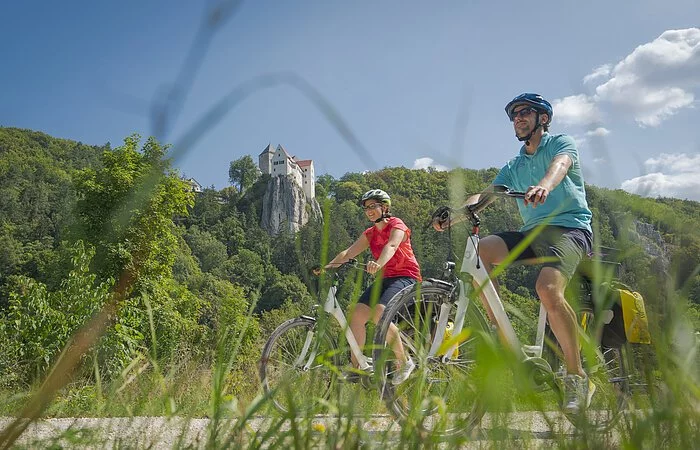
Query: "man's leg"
536 266 584 376
473 235 512 323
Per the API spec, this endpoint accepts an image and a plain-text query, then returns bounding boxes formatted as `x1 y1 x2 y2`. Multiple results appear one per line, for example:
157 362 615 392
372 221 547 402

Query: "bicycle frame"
297 266 372 372
427 190 548 363
460 233 547 358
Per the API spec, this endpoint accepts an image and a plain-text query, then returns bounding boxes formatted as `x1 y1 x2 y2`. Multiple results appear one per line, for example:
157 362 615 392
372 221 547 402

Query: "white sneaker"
562 374 594 415
392 358 415 385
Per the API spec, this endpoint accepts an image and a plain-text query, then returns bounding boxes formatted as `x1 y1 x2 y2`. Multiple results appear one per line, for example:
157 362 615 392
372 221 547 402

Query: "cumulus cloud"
552 94 601 126
556 28 700 128
583 64 612 84
621 153 700 200
585 127 611 137
413 157 448 171
593 28 700 126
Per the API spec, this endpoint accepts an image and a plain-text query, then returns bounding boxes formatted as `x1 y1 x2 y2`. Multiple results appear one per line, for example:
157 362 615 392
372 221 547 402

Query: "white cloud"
583 64 612 84
413 157 448 172
644 152 700 173
554 28 700 128
551 94 601 126
593 28 700 126
621 153 700 200
585 127 611 137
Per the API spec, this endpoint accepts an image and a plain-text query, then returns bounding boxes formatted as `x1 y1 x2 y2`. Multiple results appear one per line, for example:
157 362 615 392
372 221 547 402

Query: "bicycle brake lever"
430 206 452 230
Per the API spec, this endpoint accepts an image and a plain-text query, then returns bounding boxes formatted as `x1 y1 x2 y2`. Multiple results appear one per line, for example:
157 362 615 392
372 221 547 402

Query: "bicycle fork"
428 280 471 362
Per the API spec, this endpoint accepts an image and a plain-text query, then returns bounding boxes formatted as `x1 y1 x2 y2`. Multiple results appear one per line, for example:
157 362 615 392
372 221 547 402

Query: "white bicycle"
259 260 376 414
372 187 631 436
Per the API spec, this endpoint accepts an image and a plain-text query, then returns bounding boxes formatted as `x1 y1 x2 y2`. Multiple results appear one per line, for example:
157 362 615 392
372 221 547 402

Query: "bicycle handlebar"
312 258 361 277
431 185 526 230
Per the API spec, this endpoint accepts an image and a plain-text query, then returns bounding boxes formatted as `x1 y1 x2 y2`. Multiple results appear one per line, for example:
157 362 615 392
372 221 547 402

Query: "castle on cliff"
258 144 315 200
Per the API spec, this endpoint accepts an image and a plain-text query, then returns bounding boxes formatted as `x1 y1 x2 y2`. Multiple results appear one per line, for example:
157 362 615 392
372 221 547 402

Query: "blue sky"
2 1 699 200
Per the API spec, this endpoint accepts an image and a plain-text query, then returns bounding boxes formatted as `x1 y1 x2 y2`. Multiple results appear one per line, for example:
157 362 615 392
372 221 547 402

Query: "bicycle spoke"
374 282 488 437
260 318 337 414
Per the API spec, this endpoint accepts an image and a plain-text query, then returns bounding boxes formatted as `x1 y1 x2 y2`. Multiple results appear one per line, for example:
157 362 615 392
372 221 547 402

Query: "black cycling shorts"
495 226 593 280
358 276 417 307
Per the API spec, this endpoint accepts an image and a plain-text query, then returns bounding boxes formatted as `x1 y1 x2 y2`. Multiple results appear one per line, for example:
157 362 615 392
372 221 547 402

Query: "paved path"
0 413 601 449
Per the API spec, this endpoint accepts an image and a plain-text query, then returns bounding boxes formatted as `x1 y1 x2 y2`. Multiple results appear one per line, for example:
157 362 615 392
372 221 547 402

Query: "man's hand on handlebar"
524 185 549 207
431 206 452 232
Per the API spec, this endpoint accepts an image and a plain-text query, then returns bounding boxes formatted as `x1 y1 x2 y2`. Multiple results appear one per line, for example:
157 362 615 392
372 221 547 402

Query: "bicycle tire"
373 280 490 437
259 317 338 414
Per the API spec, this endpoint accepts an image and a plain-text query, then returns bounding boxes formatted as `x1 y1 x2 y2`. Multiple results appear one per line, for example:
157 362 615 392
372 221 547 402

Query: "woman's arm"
367 228 406 274
325 234 370 268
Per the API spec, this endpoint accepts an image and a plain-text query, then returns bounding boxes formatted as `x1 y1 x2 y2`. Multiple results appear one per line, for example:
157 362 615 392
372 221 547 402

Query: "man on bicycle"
452 93 593 414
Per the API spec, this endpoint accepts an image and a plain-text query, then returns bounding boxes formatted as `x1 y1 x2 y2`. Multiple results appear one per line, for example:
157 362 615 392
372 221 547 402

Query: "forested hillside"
1 127 699 394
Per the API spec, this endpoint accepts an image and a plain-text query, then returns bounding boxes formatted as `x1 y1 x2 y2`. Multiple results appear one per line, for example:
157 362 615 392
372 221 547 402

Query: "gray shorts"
495 227 593 280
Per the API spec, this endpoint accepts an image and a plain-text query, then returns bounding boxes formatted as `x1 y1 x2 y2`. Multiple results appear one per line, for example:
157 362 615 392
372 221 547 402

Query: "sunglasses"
362 202 382 211
509 107 537 121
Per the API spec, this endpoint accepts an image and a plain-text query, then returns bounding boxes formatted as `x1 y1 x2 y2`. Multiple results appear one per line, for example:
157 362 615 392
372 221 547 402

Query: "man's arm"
524 154 572 207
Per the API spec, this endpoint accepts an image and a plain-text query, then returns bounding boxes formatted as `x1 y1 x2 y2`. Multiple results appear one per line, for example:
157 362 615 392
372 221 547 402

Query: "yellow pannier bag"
619 288 651 344
436 322 462 358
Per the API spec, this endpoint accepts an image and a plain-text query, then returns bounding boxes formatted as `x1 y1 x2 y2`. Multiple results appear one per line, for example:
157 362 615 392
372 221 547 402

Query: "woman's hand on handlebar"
365 260 381 274
317 259 358 274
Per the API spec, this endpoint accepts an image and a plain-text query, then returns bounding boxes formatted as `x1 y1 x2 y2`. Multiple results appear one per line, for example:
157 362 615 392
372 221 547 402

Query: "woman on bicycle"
326 189 421 384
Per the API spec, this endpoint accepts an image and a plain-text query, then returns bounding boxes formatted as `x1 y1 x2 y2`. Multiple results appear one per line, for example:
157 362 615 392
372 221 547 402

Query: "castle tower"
258 144 275 175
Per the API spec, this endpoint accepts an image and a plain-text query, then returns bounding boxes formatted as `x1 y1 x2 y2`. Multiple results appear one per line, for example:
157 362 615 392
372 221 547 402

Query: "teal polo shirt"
493 133 592 232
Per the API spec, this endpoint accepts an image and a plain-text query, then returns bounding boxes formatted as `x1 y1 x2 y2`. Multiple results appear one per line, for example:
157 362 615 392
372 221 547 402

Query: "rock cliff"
261 175 321 235
630 219 671 274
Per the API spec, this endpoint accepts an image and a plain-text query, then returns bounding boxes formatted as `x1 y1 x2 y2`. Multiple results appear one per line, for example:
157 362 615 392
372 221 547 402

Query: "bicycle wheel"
544 324 631 431
259 317 338 414
373 280 490 437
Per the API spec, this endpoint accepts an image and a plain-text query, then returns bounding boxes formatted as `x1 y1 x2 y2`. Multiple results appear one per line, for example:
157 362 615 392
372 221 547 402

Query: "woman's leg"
369 304 408 366
349 303 372 367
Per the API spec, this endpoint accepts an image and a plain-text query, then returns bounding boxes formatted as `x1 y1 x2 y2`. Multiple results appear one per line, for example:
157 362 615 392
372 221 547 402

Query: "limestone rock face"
631 219 670 274
261 175 321 235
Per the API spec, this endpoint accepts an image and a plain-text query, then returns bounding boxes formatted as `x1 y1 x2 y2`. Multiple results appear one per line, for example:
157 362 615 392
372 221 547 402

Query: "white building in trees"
258 144 315 199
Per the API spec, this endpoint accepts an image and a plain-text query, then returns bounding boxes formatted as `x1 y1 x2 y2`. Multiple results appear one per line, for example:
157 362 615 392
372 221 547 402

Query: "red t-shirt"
363 217 422 281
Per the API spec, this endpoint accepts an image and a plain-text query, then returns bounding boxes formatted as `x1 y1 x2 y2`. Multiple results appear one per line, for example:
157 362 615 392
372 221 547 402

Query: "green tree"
184 226 229 273
257 274 312 312
228 155 260 193
215 248 266 294
0 242 121 385
73 134 194 285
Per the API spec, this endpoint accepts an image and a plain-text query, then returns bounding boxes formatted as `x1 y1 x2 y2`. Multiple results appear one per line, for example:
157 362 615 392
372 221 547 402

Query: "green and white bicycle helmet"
359 189 391 206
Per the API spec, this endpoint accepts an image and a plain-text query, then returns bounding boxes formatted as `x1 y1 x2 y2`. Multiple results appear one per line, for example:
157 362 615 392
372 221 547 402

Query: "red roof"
295 159 312 167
